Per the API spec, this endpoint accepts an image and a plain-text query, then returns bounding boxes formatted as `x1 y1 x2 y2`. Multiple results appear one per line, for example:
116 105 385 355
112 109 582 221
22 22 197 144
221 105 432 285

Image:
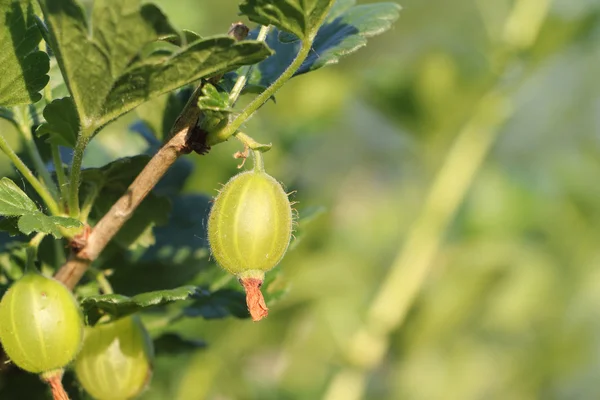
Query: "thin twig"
54 86 204 289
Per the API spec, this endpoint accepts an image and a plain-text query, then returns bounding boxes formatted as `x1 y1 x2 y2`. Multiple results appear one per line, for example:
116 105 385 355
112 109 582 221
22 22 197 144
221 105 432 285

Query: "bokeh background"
2 0 600 399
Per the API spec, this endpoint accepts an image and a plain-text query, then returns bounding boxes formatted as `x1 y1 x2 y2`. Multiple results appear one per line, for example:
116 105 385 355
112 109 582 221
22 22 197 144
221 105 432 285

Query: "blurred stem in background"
323 0 549 399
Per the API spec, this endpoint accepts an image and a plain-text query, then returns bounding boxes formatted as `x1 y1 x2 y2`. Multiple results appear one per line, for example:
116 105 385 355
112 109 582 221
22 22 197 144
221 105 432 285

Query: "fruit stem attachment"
42 370 70 400
238 270 267 321
252 150 265 173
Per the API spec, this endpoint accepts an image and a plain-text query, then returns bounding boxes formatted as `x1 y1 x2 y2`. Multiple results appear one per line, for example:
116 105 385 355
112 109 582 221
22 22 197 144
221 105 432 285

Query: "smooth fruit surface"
208 170 293 275
0 272 83 373
75 315 154 400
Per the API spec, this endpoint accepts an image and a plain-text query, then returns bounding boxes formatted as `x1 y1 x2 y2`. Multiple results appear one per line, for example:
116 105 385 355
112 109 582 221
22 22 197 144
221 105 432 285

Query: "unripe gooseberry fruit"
75 315 154 400
208 151 293 321
0 272 83 373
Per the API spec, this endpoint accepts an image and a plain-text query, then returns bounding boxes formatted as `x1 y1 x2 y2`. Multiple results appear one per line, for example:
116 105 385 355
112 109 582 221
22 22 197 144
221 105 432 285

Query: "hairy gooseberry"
0 272 84 373
75 315 154 400
208 151 293 321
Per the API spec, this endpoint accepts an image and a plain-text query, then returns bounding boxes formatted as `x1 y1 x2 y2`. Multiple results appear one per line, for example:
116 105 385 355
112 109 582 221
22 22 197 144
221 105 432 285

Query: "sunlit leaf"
239 0 335 40
0 178 37 216
38 0 272 131
81 285 201 325
35 97 79 148
17 212 82 238
0 0 49 106
243 0 401 88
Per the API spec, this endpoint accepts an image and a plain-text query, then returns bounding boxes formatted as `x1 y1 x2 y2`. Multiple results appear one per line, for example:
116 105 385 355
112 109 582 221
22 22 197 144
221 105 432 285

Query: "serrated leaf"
197 83 231 113
0 0 50 106
81 285 201 325
239 0 335 40
0 177 37 216
35 97 79 148
38 0 272 132
245 0 401 88
17 212 82 238
153 333 206 356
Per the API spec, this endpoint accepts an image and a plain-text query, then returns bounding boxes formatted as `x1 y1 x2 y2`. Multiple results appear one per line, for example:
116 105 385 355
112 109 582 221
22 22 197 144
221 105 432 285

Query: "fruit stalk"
43 371 70 400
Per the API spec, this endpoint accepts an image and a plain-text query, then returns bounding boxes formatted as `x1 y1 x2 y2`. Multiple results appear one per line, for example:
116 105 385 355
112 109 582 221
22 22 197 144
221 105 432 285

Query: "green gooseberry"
75 315 154 400
208 151 293 321
0 272 84 373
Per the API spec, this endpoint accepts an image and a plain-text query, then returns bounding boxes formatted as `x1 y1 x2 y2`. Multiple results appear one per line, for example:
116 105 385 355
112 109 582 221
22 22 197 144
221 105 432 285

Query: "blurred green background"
2 0 600 399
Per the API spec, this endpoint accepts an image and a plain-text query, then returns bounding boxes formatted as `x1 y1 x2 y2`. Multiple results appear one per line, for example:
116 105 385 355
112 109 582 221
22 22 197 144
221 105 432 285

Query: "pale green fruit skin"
208 170 293 276
75 315 154 400
0 273 84 373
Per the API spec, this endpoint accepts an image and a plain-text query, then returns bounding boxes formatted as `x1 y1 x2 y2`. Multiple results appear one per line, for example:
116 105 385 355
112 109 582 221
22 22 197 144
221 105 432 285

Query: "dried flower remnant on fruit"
208 151 293 321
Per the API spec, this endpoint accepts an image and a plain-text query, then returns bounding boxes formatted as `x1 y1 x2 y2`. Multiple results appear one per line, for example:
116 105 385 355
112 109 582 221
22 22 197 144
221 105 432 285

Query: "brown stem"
43 371 70 400
54 87 204 289
240 277 268 321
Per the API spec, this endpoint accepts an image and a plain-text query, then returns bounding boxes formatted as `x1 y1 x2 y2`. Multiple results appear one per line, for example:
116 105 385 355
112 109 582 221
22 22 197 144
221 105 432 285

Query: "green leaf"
139 194 211 265
17 212 82 238
0 217 20 236
0 177 37 216
106 195 211 296
38 0 273 131
0 0 50 106
81 285 201 325
184 289 249 319
244 0 401 88
153 333 206 356
0 178 82 238
35 97 79 148
239 0 335 40
197 83 231 132
197 83 231 113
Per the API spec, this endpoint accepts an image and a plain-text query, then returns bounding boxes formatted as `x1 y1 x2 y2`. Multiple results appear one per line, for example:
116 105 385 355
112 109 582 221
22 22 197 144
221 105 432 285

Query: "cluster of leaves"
0 0 400 397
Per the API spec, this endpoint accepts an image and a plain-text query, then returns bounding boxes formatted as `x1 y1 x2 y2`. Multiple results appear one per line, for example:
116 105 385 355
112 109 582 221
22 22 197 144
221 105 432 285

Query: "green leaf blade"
244 1 401 88
35 97 80 148
0 0 50 106
99 37 272 126
17 212 82 238
239 0 335 40
39 0 272 131
81 285 201 325
0 178 38 216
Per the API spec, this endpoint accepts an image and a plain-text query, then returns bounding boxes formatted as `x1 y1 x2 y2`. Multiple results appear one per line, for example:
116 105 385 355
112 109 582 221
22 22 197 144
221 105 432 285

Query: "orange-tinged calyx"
239 269 268 321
